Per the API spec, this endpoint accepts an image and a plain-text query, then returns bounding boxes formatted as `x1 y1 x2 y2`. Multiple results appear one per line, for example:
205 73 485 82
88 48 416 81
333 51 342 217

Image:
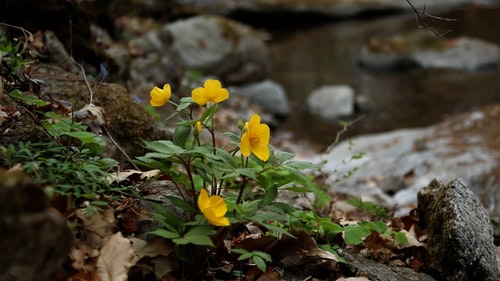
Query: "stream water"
252 5 500 151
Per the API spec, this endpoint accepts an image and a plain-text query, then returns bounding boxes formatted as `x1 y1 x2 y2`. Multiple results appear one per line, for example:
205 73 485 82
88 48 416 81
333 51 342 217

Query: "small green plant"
0 91 119 214
347 197 391 220
137 79 334 277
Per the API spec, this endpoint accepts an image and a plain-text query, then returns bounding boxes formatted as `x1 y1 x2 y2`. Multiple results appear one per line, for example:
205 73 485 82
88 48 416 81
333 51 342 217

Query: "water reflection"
266 5 500 151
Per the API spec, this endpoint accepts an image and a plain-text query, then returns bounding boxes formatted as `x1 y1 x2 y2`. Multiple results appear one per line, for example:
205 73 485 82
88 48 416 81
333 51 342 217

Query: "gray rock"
417 178 498 281
413 37 500 70
229 79 290 117
307 85 355 120
338 249 437 281
166 15 270 85
359 31 500 71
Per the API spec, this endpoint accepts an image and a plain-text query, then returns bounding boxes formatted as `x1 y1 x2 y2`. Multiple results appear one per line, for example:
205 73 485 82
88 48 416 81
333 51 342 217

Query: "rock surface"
165 15 270 85
307 85 355 120
338 249 437 281
0 168 73 281
313 104 500 217
359 31 500 71
417 178 498 281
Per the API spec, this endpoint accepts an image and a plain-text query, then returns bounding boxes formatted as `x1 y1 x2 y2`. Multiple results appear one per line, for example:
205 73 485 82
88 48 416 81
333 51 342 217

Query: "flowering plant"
137 78 329 276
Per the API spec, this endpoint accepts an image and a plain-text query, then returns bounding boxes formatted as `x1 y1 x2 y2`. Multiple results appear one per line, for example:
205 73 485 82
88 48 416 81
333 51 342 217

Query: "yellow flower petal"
197 189 230 226
191 79 229 105
240 132 251 157
239 113 271 161
192 87 209 105
252 143 270 161
150 84 171 107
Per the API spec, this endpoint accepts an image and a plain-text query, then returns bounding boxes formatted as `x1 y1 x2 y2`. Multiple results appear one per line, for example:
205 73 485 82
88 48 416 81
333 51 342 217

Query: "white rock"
307 85 354 120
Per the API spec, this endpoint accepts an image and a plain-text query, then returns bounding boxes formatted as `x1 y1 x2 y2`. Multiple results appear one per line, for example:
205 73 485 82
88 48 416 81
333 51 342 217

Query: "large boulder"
165 15 270 85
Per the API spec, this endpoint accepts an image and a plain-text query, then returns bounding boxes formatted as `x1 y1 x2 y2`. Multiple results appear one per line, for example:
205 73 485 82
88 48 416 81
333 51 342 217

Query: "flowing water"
257 5 500 151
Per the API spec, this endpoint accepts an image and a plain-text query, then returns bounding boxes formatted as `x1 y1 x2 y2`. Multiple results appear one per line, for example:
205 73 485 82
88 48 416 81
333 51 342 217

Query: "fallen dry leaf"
129 237 174 265
95 232 133 281
108 169 161 183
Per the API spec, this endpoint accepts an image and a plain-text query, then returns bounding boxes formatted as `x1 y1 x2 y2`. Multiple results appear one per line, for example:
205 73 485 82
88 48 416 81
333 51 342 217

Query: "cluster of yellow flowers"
149 79 271 227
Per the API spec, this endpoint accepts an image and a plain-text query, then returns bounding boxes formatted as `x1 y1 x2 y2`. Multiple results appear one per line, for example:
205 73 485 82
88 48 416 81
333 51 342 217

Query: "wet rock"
0 168 73 281
165 15 270 85
359 31 500 71
307 85 355 120
417 178 498 281
338 249 437 281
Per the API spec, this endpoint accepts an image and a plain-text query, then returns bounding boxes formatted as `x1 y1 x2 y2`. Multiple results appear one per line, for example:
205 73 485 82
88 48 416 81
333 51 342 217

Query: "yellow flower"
191 79 229 105
150 84 171 107
240 113 270 161
198 189 230 226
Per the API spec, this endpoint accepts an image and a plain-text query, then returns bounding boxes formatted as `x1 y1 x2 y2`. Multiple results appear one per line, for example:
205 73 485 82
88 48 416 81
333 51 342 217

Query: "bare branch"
405 0 457 39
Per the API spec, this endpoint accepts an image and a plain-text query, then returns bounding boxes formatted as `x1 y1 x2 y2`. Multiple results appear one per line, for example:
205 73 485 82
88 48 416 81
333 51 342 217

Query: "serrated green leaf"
276 151 295 164
283 160 317 170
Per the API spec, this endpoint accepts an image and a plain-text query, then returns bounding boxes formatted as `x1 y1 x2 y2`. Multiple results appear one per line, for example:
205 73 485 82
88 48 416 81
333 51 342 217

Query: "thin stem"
236 156 249 204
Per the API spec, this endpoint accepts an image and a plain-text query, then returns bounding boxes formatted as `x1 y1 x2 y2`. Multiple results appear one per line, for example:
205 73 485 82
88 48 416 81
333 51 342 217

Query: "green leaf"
343 224 371 245
223 131 241 143
394 231 408 245
182 226 215 246
253 256 267 272
250 212 286 223
260 222 294 238
166 196 196 212
176 97 193 112
322 222 344 241
199 103 219 122
369 221 388 233
8 89 49 106
283 160 317 170
144 140 185 155
276 151 295 164
319 244 346 263
172 125 192 147
262 186 278 205
149 229 180 240
63 131 97 142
